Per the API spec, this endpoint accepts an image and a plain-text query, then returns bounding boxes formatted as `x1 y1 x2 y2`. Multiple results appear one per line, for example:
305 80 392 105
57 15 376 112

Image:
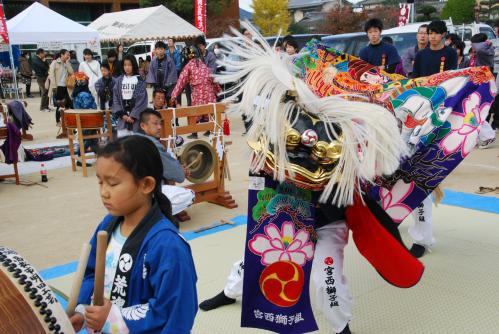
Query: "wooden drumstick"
93 231 108 306
66 243 91 316
186 152 203 169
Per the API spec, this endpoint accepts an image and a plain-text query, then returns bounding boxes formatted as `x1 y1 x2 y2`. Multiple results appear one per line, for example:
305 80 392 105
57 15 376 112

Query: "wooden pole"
66 243 91 316
93 231 108 306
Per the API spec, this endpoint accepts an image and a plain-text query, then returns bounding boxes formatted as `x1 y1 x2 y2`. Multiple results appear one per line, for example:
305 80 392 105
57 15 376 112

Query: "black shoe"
409 244 426 258
337 324 351 334
76 161 92 167
199 291 236 311
27 94 34 98
203 131 210 137
187 133 198 139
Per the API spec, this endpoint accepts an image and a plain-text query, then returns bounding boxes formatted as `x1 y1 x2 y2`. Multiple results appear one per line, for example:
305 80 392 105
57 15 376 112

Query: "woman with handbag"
48 49 74 126
79 48 102 98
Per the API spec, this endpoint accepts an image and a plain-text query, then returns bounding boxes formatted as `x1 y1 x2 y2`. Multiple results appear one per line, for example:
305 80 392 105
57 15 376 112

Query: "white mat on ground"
0 156 77 176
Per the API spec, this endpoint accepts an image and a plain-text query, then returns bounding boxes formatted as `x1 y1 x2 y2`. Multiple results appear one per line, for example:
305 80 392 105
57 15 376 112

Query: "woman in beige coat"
48 49 73 126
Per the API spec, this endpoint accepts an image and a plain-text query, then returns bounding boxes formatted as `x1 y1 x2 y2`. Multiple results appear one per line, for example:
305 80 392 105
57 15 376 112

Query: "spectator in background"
117 44 125 62
470 32 497 147
69 50 80 73
103 49 122 78
282 34 294 50
285 39 299 56
242 28 253 41
170 46 221 139
95 63 115 111
471 32 495 71
166 38 182 74
146 41 177 102
18 51 33 98
444 33 461 48
48 49 74 126
166 37 183 104
78 48 101 97
195 35 217 73
139 57 146 79
359 18 401 74
145 55 151 77
412 20 457 78
403 24 429 77
112 55 148 137
32 48 50 111
455 41 470 69
274 39 283 53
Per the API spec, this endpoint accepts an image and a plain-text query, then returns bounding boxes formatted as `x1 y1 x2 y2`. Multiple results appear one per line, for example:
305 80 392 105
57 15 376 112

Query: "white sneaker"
478 138 496 149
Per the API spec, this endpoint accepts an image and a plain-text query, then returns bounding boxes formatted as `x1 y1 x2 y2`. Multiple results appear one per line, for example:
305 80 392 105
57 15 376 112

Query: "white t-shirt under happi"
104 225 127 300
121 75 138 100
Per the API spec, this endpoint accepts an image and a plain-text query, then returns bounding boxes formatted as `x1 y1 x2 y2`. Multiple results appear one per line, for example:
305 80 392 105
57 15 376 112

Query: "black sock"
199 291 235 311
410 244 426 258
338 323 351 334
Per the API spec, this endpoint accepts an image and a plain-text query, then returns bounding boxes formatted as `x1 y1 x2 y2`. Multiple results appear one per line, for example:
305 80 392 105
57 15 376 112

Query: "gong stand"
159 103 238 213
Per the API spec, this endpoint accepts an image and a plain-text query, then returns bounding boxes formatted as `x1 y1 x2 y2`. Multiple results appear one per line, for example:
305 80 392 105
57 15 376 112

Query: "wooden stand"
159 103 238 212
67 110 113 177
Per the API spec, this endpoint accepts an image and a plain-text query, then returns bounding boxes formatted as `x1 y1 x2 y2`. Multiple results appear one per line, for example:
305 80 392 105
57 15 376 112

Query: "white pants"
117 129 134 138
408 195 435 248
224 222 352 333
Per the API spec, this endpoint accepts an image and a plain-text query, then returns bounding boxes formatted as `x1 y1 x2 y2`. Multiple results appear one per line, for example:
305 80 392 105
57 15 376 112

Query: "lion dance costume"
215 23 496 333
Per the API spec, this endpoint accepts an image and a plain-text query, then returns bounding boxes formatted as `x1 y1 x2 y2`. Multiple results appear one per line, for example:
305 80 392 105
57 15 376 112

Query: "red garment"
172 59 220 106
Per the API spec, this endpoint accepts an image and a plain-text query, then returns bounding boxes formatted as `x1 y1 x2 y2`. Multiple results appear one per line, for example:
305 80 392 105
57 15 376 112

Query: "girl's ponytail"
155 186 179 229
98 136 180 229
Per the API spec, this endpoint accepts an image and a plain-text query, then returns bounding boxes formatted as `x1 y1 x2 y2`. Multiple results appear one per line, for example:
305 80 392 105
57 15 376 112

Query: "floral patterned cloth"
294 40 496 223
171 59 221 106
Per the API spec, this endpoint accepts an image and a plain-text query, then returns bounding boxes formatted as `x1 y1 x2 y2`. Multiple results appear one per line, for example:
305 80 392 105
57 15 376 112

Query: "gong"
179 140 217 184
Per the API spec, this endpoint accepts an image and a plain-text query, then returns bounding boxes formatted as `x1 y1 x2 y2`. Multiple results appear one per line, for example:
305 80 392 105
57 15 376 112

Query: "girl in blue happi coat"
70 135 198 333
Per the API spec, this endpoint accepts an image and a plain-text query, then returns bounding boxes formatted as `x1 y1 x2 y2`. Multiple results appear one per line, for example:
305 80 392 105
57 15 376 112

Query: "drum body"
0 247 75 334
64 110 104 129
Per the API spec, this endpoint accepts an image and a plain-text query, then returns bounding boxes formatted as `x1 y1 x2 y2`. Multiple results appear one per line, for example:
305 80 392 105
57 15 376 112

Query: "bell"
179 140 216 184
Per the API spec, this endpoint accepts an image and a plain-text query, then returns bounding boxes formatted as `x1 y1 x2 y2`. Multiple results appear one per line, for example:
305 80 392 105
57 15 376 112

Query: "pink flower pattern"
248 222 314 266
440 92 491 157
379 181 415 223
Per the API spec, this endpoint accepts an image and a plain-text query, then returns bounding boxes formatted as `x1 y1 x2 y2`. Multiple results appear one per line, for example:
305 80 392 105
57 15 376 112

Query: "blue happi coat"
78 205 198 333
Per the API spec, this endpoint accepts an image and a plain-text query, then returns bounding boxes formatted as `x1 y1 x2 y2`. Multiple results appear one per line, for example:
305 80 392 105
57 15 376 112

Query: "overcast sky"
240 0 253 12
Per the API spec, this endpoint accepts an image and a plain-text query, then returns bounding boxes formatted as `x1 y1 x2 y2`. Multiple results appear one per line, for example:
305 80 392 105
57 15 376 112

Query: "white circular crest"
119 253 133 273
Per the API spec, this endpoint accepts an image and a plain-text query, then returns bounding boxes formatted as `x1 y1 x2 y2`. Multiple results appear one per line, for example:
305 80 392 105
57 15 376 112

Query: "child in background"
112 55 148 137
70 135 198 334
95 64 115 111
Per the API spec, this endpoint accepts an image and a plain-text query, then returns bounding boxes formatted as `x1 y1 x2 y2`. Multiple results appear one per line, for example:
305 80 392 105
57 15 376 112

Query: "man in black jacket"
31 48 50 112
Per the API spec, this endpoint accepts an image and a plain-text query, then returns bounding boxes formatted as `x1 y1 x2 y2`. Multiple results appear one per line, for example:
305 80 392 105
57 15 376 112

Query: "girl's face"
96 157 154 217
84 53 92 62
124 60 133 75
118 45 124 52
286 45 296 55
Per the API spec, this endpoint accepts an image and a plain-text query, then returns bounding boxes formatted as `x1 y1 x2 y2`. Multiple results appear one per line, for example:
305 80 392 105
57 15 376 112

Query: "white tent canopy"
6 2 99 45
89 5 203 42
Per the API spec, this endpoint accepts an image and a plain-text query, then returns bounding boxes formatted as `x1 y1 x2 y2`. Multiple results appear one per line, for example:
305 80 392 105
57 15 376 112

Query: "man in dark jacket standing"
31 48 50 112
